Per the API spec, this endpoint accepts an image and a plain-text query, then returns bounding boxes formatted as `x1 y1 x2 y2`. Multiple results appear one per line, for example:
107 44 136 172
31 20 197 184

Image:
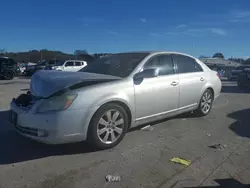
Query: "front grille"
13 124 39 137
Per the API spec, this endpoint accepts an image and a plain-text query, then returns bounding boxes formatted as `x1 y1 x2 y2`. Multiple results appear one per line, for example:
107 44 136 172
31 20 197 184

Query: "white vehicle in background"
52 60 87 72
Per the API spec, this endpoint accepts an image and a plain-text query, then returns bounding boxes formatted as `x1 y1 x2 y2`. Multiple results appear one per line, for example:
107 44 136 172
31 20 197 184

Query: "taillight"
217 72 221 79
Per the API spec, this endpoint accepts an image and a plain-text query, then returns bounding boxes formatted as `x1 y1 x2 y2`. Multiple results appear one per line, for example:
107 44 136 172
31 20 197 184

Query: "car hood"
26 65 35 70
30 70 121 98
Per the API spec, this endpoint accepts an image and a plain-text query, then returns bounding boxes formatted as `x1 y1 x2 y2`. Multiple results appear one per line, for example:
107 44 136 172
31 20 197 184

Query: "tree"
212 52 224 59
74 50 88 56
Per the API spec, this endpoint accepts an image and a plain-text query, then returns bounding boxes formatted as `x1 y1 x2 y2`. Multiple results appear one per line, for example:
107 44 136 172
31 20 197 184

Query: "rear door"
64 61 75 71
172 54 205 108
74 61 84 72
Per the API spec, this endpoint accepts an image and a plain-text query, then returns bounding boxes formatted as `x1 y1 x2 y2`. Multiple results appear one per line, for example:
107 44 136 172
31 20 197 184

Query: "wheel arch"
91 100 132 128
84 98 133 140
3 69 16 79
206 87 215 99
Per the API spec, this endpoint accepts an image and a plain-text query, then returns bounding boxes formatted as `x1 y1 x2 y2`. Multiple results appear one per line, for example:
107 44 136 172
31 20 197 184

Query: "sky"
0 0 250 58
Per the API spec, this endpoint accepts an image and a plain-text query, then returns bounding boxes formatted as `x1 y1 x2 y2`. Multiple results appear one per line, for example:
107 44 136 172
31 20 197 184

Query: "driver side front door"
133 54 180 125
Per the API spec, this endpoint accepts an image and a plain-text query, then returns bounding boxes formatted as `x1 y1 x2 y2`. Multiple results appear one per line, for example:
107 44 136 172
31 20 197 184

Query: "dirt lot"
0 78 249 188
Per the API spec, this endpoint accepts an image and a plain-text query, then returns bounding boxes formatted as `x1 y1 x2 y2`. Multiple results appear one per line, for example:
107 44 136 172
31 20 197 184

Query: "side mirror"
133 68 159 80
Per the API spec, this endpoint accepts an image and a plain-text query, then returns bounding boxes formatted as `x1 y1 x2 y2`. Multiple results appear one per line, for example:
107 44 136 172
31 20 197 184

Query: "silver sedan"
9 51 222 149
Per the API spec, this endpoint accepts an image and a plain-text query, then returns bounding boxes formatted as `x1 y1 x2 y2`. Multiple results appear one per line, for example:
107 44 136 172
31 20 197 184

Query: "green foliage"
212 52 224 59
74 50 88 55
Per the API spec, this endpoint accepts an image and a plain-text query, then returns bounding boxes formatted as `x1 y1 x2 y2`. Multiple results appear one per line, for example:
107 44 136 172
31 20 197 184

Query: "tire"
4 71 14 80
195 89 214 117
87 103 129 149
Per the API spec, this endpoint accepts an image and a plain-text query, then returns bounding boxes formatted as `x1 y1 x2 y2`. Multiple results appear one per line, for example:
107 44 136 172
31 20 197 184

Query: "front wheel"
4 71 14 80
87 103 129 149
195 89 213 117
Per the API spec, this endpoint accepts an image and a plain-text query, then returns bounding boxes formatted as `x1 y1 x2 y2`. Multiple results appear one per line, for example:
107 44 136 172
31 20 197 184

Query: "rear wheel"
195 89 213 117
4 71 14 80
87 103 129 149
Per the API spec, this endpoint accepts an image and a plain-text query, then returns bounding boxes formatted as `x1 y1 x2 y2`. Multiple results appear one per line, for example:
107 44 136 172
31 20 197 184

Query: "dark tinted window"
65 61 74 66
7 59 17 65
173 55 203 73
0 58 8 64
0 58 17 65
79 53 149 77
48 61 55 65
235 66 250 70
55 61 65 66
75 61 82 66
38 60 47 66
144 55 174 76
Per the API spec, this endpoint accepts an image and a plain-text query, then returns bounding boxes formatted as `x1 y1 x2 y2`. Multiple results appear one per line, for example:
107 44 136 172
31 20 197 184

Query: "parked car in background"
24 60 64 76
237 68 250 89
52 60 87 72
9 51 221 149
0 57 19 80
17 63 26 75
228 65 250 81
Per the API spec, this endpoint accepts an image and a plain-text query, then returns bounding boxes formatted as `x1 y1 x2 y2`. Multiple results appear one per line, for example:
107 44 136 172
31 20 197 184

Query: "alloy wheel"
201 91 212 114
97 109 124 144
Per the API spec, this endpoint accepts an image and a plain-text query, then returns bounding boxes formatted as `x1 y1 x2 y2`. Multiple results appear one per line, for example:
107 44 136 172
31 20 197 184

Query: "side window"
48 61 55 65
7 59 17 65
173 55 203 74
0 58 5 64
65 61 74 66
75 61 82 66
144 55 175 76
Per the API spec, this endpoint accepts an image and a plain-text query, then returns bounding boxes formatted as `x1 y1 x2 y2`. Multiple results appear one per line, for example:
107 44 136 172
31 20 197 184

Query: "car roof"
65 60 85 61
116 51 195 56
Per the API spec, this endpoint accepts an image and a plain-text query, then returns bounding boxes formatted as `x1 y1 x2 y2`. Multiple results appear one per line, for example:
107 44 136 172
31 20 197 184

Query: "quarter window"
173 55 203 73
144 55 175 76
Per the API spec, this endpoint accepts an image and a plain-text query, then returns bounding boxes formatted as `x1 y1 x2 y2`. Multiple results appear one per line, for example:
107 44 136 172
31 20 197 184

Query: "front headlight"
37 94 78 113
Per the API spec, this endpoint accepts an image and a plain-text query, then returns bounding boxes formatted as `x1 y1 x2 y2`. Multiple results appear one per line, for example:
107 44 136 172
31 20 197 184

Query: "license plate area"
9 110 18 126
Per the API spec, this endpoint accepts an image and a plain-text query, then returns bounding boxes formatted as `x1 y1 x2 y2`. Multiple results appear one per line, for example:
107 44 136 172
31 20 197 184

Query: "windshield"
38 60 47 66
79 53 149 77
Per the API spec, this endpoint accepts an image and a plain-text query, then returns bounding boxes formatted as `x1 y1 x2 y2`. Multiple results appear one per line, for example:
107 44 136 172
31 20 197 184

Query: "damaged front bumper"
9 94 90 144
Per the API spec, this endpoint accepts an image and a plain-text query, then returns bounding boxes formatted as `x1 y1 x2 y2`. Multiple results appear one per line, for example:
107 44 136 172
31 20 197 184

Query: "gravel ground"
0 78 249 188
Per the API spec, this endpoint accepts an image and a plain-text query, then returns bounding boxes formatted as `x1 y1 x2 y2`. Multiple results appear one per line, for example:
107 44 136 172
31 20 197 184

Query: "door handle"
200 77 205 81
171 81 178 86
